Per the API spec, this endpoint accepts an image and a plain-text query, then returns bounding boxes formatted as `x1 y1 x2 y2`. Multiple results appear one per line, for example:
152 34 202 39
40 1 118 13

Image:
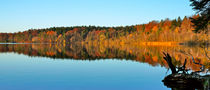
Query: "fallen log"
162 52 210 90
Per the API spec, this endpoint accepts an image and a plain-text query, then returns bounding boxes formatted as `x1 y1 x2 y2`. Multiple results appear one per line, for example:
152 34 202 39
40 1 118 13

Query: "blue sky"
0 0 195 33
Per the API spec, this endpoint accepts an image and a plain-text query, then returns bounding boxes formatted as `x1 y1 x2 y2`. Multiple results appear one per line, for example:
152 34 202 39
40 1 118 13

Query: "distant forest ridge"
0 15 209 44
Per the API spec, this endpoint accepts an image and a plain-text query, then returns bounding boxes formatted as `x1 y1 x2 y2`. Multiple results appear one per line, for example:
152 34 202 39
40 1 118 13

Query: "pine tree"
190 0 209 33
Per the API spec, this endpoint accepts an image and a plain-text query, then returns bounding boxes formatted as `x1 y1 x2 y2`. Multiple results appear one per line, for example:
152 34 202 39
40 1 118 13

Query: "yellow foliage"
174 27 180 33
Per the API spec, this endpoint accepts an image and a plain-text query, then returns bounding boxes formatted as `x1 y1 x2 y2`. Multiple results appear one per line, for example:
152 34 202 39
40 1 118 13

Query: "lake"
0 44 209 90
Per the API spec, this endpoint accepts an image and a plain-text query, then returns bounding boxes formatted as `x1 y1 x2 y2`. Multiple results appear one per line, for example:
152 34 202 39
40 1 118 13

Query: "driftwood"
163 52 177 74
162 52 210 90
163 73 210 90
163 52 189 74
179 50 207 74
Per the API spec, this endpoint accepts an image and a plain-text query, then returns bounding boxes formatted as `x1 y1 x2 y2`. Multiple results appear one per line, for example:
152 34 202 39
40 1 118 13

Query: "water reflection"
0 44 209 89
0 44 209 71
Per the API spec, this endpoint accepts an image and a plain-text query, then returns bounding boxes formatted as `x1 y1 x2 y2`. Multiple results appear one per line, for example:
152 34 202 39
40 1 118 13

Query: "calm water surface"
0 44 209 90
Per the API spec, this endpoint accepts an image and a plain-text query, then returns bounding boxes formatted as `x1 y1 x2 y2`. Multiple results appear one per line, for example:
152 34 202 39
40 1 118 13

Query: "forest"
0 15 209 45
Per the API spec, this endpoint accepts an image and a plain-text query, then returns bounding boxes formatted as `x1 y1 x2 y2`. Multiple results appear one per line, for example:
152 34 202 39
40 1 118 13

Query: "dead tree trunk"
163 52 177 74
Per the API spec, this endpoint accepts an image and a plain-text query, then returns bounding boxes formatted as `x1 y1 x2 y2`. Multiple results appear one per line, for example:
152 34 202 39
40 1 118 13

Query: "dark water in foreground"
0 44 209 90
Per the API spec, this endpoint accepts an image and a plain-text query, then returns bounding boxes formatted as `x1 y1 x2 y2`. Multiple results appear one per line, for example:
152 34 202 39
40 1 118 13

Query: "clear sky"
0 0 195 33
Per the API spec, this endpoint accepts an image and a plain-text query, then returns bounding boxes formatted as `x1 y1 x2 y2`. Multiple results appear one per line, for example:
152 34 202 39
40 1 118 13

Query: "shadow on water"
0 43 209 89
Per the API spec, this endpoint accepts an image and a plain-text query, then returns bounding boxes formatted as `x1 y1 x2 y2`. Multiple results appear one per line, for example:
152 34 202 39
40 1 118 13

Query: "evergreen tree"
177 16 182 27
190 0 209 33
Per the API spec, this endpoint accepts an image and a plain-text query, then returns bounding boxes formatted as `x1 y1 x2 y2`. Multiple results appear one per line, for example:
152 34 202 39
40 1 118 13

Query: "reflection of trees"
0 44 209 71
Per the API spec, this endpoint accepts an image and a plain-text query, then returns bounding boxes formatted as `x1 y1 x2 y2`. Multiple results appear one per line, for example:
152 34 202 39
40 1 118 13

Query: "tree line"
0 15 208 44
